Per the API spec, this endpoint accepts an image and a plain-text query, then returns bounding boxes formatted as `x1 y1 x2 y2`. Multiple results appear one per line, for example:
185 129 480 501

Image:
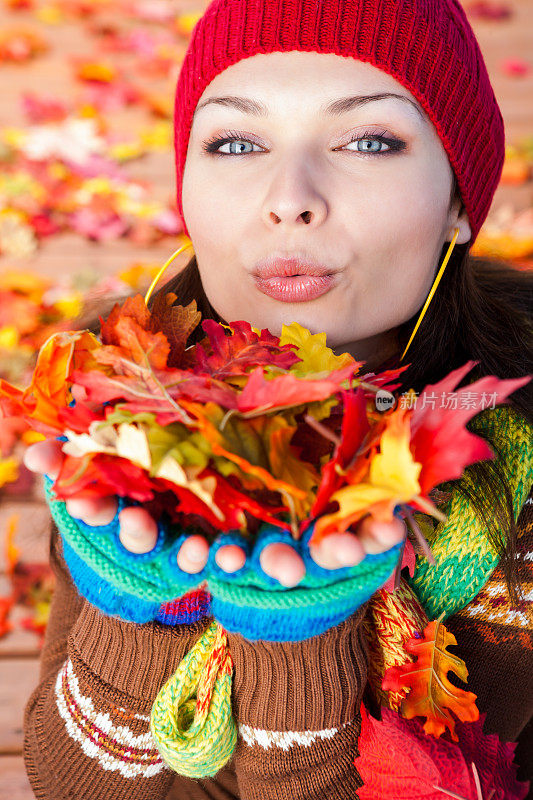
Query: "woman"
22 1 533 798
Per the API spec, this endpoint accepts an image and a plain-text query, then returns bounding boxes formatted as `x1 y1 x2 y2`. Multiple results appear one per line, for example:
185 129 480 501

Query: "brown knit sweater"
23 489 533 799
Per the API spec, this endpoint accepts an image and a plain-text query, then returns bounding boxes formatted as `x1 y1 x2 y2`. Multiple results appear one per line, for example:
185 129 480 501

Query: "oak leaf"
149 293 201 367
382 614 479 741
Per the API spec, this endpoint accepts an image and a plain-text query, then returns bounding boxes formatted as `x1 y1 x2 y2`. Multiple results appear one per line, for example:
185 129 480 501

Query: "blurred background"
0 1 531 796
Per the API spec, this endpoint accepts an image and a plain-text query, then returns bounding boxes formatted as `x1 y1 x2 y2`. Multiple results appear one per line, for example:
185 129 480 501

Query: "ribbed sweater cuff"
226 606 368 800
71 602 211 703
228 604 368 730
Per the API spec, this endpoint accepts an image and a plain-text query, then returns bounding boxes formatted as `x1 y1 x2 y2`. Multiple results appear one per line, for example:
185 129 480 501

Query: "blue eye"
202 129 405 157
202 130 265 156
344 137 391 153
214 139 262 155
339 130 406 156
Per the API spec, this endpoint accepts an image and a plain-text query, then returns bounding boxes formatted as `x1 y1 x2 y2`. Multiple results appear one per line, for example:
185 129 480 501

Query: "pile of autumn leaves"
0 291 528 550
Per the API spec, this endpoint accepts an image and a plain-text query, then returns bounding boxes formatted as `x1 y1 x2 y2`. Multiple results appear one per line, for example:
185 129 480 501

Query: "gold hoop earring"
144 237 195 306
400 227 460 362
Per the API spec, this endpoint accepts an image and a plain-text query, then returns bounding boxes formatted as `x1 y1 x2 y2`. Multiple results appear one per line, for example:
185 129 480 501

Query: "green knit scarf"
408 404 533 620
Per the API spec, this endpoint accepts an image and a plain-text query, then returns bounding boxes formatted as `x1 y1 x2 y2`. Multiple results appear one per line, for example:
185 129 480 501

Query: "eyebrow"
193 92 426 121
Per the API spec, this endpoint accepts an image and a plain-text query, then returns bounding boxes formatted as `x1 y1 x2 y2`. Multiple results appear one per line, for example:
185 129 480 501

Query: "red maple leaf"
357 706 529 800
410 360 532 495
192 319 300 378
52 453 156 502
237 363 357 414
311 387 371 518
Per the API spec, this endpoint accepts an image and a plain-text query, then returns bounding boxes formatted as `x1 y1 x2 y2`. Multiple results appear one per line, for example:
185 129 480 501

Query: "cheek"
333 192 448 337
182 156 254 244
182 165 226 243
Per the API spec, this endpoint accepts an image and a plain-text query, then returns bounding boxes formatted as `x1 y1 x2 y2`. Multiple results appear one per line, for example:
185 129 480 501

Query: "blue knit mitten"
44 476 212 624
206 520 403 642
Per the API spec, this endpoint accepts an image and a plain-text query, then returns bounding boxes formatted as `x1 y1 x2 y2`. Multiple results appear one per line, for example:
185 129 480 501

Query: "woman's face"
182 52 471 368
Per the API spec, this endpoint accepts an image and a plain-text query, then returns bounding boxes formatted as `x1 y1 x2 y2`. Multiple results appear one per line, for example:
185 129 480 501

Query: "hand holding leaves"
24 438 406 585
4 291 531 575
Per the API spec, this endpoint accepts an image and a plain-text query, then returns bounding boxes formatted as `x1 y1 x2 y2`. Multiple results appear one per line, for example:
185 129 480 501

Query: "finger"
66 495 118 527
309 532 365 570
176 534 209 574
215 544 246 573
356 515 407 555
118 507 159 554
259 541 306 588
23 439 64 478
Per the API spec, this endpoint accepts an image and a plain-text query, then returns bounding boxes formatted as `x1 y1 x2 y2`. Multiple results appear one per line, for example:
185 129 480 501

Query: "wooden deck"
0 493 49 797
0 0 532 796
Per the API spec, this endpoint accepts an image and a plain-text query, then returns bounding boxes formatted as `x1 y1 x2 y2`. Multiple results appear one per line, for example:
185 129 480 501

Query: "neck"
333 328 401 373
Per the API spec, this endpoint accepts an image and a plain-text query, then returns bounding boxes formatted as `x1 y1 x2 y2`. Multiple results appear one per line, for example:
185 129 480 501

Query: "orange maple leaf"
382 613 479 741
0 330 99 434
99 294 170 370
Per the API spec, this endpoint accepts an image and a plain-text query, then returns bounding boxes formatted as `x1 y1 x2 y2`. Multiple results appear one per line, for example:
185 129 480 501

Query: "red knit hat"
174 0 505 246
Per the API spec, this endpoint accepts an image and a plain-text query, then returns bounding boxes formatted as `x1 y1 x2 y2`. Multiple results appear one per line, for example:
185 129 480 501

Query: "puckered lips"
252 255 340 302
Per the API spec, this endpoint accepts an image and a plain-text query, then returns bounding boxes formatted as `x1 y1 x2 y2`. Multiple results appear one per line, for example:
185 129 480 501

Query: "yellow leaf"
311 408 422 542
21 430 45 445
115 423 152 470
76 62 117 83
108 141 146 162
280 322 356 376
0 458 18 488
53 291 83 320
0 326 20 349
369 408 421 499
175 12 203 35
329 483 395 522
0 269 49 298
64 422 152 471
140 121 173 150
36 5 63 24
118 263 160 290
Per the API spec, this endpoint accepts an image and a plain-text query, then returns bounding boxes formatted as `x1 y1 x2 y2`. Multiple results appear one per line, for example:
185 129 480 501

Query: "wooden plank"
0 756 33 800
0 659 40 754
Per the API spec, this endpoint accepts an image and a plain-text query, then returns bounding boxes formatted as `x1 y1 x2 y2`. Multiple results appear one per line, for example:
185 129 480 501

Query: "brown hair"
151 218 533 604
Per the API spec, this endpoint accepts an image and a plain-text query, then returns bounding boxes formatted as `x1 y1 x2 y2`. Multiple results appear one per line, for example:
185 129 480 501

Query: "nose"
261 156 328 229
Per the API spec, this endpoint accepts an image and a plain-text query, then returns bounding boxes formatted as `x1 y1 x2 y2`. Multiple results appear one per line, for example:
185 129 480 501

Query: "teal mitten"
206 520 403 642
44 476 212 624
